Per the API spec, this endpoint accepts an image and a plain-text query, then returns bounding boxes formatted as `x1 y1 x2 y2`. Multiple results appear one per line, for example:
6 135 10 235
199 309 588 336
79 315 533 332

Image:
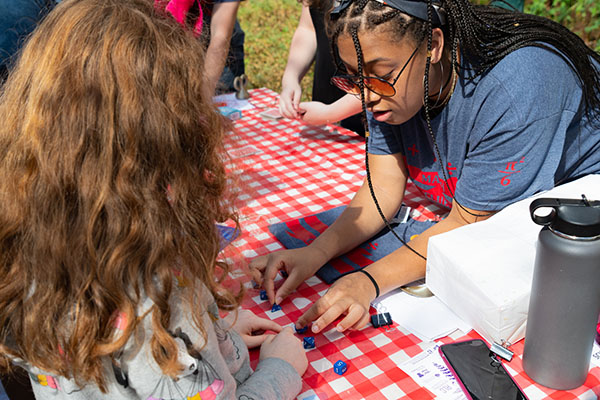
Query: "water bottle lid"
530 196 600 238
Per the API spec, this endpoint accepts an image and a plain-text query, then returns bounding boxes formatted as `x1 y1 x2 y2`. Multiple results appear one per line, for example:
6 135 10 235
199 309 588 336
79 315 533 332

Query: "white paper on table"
372 288 471 341
212 92 255 111
590 340 600 369
399 344 467 400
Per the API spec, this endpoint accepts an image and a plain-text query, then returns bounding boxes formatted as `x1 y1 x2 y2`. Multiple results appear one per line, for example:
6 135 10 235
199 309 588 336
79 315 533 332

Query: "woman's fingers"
296 272 374 333
262 258 284 304
248 256 268 285
273 267 305 305
336 302 369 332
296 291 344 334
249 255 283 303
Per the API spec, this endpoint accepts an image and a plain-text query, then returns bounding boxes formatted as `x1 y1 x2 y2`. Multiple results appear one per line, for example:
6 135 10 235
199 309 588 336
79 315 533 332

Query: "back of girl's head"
0 0 239 390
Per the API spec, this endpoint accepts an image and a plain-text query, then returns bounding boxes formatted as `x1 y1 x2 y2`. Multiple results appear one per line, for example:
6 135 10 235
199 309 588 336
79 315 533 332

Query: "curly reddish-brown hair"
0 0 241 391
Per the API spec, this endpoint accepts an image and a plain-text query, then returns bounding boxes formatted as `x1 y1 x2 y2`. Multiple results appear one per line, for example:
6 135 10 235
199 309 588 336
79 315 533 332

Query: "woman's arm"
251 152 409 304
279 5 318 118
204 1 240 95
297 199 495 333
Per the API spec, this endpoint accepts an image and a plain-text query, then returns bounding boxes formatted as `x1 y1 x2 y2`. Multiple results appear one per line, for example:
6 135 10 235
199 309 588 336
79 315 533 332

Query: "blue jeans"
0 0 55 79
0 379 8 400
217 18 245 94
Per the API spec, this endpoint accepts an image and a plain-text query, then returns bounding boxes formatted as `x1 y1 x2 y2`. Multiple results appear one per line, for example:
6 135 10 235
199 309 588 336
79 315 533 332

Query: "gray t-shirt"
13 286 301 400
368 45 600 211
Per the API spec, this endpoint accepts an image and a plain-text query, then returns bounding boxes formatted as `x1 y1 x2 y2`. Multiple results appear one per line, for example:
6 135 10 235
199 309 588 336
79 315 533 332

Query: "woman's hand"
295 270 376 334
249 246 329 305
229 309 283 348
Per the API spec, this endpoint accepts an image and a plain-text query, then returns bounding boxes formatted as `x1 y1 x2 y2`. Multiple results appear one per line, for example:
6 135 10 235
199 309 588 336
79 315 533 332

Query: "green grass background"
237 0 599 101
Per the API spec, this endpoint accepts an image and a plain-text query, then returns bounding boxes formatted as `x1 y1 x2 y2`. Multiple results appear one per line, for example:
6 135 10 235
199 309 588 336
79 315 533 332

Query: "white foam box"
426 174 600 345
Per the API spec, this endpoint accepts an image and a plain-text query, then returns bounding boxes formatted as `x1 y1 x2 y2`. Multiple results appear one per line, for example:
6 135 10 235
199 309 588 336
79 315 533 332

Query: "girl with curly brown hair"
0 0 307 398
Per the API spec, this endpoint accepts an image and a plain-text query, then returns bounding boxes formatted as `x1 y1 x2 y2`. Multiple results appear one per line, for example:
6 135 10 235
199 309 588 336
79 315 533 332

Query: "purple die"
303 336 315 349
259 290 268 301
333 360 347 375
271 303 281 312
295 325 308 334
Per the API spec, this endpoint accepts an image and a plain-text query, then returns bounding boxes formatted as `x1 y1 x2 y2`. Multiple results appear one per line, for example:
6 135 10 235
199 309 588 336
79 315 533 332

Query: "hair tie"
355 268 380 298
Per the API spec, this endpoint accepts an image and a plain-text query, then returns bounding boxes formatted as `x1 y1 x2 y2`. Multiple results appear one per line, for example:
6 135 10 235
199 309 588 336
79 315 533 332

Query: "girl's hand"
279 82 302 119
295 270 376 334
297 101 331 125
260 326 308 376
230 309 283 348
249 246 329 305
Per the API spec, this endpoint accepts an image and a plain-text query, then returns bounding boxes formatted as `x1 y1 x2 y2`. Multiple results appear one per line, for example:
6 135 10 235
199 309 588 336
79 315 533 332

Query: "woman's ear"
430 27 445 63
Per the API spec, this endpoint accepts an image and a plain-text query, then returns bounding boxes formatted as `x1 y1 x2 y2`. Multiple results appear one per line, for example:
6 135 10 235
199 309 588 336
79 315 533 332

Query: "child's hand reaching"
297 101 331 125
230 309 283 348
259 326 308 377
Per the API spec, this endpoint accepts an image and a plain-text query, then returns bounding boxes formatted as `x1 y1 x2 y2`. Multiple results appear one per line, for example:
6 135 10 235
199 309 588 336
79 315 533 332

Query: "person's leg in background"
0 379 8 400
217 18 245 94
1 369 35 400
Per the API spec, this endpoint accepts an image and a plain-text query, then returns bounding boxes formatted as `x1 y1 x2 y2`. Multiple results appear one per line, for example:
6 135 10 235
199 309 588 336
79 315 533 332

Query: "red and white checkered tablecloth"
220 88 600 400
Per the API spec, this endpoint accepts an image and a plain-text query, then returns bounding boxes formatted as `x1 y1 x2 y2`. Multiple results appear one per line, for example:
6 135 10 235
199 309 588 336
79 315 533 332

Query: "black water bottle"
523 196 600 390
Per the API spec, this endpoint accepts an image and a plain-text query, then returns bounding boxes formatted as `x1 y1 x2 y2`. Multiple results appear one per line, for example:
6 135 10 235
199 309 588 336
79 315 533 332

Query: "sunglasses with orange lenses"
330 41 422 97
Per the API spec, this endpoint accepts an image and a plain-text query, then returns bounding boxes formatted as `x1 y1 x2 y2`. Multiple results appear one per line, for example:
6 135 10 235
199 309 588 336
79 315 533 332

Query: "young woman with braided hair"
251 0 600 335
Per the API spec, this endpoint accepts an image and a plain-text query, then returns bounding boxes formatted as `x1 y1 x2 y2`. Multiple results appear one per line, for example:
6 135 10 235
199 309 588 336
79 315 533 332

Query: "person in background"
279 0 523 132
280 0 364 135
200 0 245 94
253 0 600 335
0 1 307 399
156 0 245 95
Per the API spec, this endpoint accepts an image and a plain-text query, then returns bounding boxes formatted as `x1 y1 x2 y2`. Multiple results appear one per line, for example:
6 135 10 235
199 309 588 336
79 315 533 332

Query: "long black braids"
421 0 489 220
443 1 600 121
337 1 428 260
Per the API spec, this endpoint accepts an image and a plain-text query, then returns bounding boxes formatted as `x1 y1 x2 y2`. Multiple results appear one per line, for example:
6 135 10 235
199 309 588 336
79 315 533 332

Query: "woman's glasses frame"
330 40 423 98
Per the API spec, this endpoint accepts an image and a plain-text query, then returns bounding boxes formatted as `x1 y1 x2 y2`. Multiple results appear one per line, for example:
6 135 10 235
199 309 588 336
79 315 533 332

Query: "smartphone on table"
439 339 528 400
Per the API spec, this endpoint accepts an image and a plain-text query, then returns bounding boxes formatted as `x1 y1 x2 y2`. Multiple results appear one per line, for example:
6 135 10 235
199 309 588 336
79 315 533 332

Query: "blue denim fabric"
217 18 245 93
0 380 8 400
0 0 55 78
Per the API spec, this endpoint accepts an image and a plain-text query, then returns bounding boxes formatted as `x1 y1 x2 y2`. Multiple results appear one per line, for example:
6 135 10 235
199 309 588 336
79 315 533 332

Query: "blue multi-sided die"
259 290 268 301
303 336 315 349
271 303 281 312
333 360 347 375
295 325 308 334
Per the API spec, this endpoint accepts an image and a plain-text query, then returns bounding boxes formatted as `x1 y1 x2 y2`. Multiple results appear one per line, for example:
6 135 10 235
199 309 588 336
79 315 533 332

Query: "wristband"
355 269 380 298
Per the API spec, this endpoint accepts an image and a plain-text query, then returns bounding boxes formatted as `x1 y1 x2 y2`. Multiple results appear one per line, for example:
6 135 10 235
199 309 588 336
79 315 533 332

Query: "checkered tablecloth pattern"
221 88 600 400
